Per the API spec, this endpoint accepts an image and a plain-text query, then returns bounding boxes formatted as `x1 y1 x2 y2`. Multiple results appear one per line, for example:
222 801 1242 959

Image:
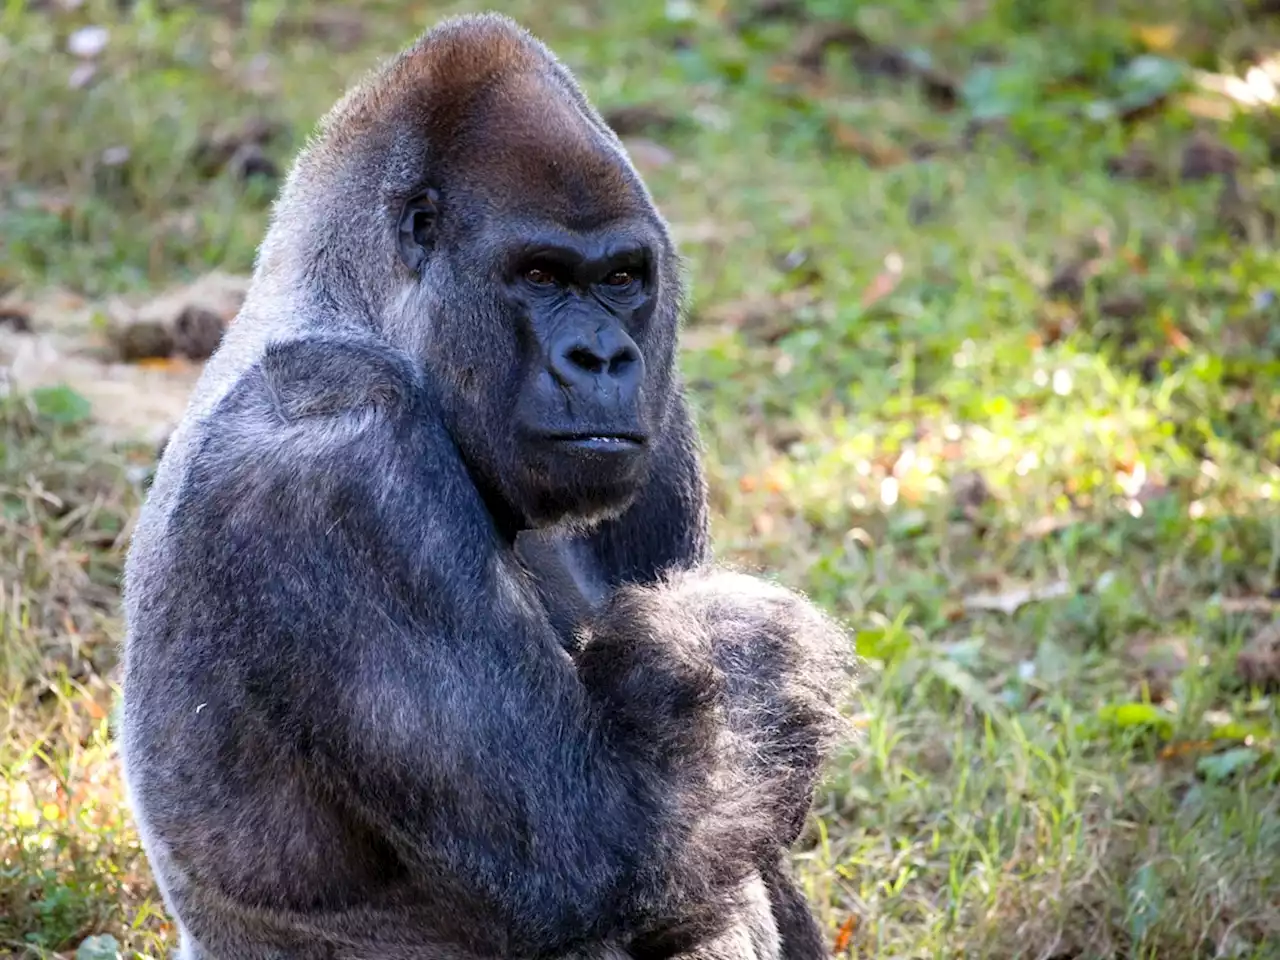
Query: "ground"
2 1 1279 958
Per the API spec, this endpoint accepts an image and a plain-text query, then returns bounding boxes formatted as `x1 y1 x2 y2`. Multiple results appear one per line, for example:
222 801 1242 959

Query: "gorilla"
119 13 853 960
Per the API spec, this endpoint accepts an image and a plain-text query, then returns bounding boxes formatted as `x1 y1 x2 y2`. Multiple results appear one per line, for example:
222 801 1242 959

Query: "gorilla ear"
397 188 440 272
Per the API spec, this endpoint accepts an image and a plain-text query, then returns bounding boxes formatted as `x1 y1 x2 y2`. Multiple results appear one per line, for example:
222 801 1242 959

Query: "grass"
3 0 1280 956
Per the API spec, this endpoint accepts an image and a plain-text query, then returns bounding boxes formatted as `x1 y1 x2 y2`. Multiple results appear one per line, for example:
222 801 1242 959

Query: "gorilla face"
396 175 678 534
506 220 667 505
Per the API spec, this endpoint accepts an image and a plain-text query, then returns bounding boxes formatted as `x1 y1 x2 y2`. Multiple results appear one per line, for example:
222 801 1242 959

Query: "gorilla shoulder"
200 336 428 451
179 337 453 530
256 336 424 423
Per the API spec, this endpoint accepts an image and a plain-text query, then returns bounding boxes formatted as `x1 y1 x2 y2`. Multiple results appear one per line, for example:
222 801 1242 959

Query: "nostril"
566 346 606 374
607 348 638 377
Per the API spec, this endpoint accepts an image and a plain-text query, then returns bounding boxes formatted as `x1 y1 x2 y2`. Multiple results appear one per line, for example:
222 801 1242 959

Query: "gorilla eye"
524 267 557 287
603 270 635 287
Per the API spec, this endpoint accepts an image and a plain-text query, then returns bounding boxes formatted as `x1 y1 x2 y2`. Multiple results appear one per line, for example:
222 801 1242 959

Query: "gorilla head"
261 15 683 533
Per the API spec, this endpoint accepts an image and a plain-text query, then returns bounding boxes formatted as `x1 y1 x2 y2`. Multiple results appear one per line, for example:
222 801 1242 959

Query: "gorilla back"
120 14 851 960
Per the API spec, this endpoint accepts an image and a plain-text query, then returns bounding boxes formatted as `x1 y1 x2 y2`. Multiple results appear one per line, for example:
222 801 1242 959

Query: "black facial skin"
508 235 649 447
398 182 676 535
119 13 853 960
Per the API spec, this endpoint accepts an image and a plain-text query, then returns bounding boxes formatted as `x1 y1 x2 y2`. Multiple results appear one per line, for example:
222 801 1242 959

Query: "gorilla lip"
543 432 646 453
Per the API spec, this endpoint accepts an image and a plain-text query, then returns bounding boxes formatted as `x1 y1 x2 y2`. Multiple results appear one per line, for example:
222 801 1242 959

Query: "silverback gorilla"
120 13 853 960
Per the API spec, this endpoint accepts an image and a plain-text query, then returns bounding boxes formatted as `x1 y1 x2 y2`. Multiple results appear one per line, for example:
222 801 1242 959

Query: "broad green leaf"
855 626 912 665
1196 748 1260 784
76 935 121 960
959 64 1038 121
1097 702 1174 739
1114 54 1184 105
30 385 92 425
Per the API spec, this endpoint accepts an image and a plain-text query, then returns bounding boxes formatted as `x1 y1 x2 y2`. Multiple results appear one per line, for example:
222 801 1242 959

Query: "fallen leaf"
1159 739 1215 760
79 692 108 721
828 120 910 167
1035 301 1078 345
1120 248 1148 273
766 62 807 86
1193 64 1280 110
833 913 858 953
1220 596 1280 614
860 252 904 307
1177 91 1236 121
1160 316 1192 351
964 580 1071 615
134 356 194 372
1132 23 1181 53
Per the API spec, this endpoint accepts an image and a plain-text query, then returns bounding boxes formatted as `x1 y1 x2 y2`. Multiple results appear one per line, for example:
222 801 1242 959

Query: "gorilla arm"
131 339 775 956
528 388 850 960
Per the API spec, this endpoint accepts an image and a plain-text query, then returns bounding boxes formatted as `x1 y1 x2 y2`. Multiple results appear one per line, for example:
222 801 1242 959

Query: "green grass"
3 0 1280 957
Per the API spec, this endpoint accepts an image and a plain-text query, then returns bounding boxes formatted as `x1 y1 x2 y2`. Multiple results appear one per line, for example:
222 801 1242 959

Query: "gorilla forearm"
520 423 849 958
590 570 849 851
579 572 849 958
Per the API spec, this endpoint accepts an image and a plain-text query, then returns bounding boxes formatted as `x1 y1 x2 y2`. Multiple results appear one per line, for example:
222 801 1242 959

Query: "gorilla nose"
549 331 643 394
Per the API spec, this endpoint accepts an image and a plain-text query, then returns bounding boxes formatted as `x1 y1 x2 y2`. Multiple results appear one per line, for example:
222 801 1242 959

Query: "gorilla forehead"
446 94 648 233
420 63 649 235
332 14 647 223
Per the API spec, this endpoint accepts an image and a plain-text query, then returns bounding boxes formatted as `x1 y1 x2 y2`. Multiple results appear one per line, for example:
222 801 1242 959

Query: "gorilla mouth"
543 432 647 453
